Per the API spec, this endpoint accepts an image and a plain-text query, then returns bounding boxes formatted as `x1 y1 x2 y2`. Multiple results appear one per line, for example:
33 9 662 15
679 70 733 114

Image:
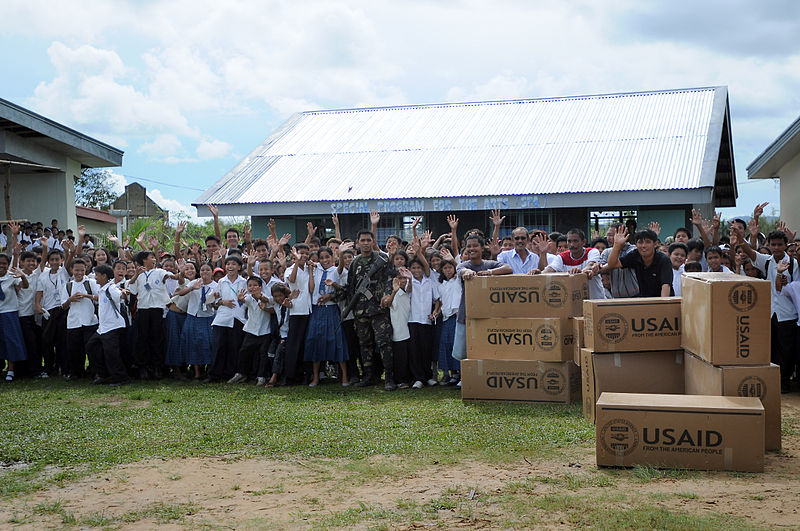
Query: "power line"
121 174 207 192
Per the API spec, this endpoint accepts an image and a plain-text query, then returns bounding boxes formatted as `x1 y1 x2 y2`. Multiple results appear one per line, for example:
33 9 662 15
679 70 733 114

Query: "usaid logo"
598 313 628 343
534 324 557 351
738 376 767 400
542 368 565 395
600 418 639 456
728 283 757 312
543 281 567 307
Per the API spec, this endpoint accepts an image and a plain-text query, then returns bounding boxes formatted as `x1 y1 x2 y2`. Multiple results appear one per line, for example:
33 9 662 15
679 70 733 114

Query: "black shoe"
202 376 219 384
64 374 76 382
92 376 108 385
138 367 150 380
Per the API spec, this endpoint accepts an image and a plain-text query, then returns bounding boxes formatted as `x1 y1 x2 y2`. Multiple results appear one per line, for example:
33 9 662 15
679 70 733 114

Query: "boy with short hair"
86 264 130 386
206 255 248 382
60 258 100 380
0 253 29 381
668 242 688 296
704 245 732 273
35 244 74 377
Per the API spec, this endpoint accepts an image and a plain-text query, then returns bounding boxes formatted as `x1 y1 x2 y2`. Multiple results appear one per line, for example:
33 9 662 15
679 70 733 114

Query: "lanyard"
49 273 59 291
143 270 153 283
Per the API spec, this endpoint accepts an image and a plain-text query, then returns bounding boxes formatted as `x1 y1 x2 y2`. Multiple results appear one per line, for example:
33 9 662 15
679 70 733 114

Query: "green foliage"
74 168 119 210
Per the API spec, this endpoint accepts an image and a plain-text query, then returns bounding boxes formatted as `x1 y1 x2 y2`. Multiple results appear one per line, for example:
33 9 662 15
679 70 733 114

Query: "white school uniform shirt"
272 301 290 338
0 233 6 250
212 275 247 327
186 280 217 318
0 274 22 313
549 248 606 300
128 268 170 309
754 252 800 322
778 281 800 326
390 285 411 342
17 269 42 317
672 267 683 297
98 282 126 335
36 267 70 311
242 294 271 336
438 276 462 320
261 276 281 299
163 277 183 316
59 278 100 329
708 265 733 274
284 263 312 315
312 265 338 306
409 275 439 325
428 269 441 282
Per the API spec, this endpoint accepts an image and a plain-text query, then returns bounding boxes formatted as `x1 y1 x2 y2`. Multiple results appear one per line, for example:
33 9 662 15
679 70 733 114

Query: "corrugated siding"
199 88 717 204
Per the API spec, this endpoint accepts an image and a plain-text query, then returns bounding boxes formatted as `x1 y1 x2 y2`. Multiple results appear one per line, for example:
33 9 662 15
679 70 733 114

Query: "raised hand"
339 241 354 253
38 235 49 248
531 233 550 254
148 234 159 250
777 261 791 274
279 233 291 246
701 219 713 235
77 225 86 240
370 209 381 226
207 204 219 218
122 237 130 249
331 213 339 227
490 209 505 227
237 289 247 302
447 214 459 230
613 225 629 246
777 221 797 241
440 248 454 261
306 221 317 237
421 230 433 248
289 289 301 300
754 202 769 219
176 221 187 236
647 221 661 237
243 221 251 242
711 212 721 231
747 218 758 237
488 237 500 257
690 208 704 227
412 216 422 229
135 232 146 248
108 233 119 244
8 220 20 236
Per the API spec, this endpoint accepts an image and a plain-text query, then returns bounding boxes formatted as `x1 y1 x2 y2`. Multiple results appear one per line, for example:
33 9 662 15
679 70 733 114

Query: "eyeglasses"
513 236 528 241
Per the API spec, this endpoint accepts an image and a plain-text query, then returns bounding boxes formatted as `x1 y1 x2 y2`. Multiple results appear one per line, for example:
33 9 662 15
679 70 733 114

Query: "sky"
2 0 798 223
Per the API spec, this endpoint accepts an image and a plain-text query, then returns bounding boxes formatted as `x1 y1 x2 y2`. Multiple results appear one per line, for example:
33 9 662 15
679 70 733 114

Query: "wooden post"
3 163 10 221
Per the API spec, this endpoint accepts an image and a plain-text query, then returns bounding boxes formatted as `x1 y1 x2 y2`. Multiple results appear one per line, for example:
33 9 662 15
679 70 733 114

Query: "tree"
74 168 119 209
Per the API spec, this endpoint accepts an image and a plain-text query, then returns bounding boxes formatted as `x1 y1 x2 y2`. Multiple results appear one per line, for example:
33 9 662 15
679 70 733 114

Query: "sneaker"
227 373 247 384
412 380 424 389
397 382 410 389
385 380 397 391
38 372 49 379
255 377 266 387
5 372 14 382
342 381 350 387
349 376 361 385
447 377 459 385
426 378 438 387
456 380 462 388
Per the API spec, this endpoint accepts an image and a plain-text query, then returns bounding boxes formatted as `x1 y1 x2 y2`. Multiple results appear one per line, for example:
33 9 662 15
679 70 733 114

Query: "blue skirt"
0 311 27 362
183 314 214 365
437 315 460 371
304 305 348 363
164 311 187 366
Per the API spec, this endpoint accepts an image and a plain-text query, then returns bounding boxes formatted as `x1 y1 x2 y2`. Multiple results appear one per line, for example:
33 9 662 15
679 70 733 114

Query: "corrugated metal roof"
196 87 726 206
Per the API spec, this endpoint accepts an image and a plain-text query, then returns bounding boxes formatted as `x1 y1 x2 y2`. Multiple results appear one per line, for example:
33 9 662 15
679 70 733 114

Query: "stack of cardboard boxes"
594 273 776 473
460 273 588 404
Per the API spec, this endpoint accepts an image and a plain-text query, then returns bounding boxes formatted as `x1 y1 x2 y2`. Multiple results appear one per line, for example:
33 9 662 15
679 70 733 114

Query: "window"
493 210 552 238
589 210 638 238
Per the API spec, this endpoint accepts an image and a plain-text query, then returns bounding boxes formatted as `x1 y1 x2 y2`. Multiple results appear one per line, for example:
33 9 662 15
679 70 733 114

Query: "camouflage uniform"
344 251 394 383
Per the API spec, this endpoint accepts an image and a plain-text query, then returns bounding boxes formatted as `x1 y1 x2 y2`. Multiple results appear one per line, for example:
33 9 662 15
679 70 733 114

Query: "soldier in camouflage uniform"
342 230 395 389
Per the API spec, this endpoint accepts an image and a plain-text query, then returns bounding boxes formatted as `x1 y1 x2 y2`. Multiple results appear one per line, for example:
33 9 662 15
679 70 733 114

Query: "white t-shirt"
98 283 126 335
438 277 462 319
754 252 800 322
672 267 683 297
17 269 42 317
390 285 411 342
549 248 605 299
36 267 70 311
284 264 312 315
128 268 170 309
212 276 248 327
272 301 290 339
60 278 100 329
242 293 271 336
0 274 22 313
409 276 439 325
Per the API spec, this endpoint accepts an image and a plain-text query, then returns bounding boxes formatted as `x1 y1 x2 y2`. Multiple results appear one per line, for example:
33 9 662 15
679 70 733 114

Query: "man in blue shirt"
496 227 541 274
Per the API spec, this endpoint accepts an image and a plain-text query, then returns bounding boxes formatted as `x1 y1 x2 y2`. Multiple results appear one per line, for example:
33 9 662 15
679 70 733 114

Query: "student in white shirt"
35 247 74 378
85 264 129 386
127 250 182 379
407 253 441 389
205 255 247 382
304 247 349 387
385 268 412 389
544 228 606 299
59 258 100 380
0 253 29 381
13 245 45 377
164 261 194 379
436 259 462 385
283 244 313 385
265 282 297 388
704 246 733 273
176 262 218 380
228 276 274 384
668 242 688 297
336 245 361 385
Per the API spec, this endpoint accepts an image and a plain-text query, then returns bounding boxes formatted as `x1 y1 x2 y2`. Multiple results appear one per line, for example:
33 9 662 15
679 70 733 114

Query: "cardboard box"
681 273 771 365
583 297 681 352
461 359 580 404
581 349 685 424
464 273 588 320
467 318 573 361
684 352 781 450
595 392 764 472
573 317 585 366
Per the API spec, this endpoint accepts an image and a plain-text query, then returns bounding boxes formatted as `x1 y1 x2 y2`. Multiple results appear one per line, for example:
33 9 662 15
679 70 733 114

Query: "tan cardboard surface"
583 297 681 352
467 318 573 361
681 273 770 365
596 392 764 472
464 273 588 319
581 348 685 423
573 317 585 366
461 359 580 404
684 352 781 450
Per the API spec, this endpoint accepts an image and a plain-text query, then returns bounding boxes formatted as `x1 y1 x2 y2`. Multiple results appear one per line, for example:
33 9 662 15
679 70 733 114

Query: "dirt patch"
3 395 800 529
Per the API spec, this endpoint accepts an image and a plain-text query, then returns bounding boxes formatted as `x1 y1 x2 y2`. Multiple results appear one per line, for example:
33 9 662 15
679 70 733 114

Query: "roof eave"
747 114 800 180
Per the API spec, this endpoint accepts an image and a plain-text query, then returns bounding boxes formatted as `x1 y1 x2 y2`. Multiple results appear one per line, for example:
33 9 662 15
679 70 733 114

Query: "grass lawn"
0 379 775 529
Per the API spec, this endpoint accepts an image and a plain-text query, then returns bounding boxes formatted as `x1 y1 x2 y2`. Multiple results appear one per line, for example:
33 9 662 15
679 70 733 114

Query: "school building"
747 112 800 232
0 97 123 230
194 86 736 243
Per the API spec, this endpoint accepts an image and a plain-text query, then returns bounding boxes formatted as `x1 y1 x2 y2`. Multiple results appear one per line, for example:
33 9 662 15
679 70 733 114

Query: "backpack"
765 256 796 282
104 287 130 327
67 280 98 315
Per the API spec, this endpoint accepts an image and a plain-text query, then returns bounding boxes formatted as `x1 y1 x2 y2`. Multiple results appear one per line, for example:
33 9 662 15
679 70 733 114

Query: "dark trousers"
41 307 67 375
284 315 310 382
136 308 165 370
237 332 267 376
19 315 41 377
266 337 286 378
392 339 411 384
209 320 244 380
342 319 362 379
86 328 128 382
772 315 798 385
66 325 98 377
408 322 434 382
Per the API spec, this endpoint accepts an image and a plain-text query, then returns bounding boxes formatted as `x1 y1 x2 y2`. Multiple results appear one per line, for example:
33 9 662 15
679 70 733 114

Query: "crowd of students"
1 201 799 393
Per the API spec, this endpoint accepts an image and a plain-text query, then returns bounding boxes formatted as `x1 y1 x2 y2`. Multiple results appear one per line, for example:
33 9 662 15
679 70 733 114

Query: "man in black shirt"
605 227 673 297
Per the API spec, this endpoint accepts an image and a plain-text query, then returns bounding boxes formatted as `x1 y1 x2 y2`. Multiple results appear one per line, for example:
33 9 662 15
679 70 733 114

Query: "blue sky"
2 0 798 222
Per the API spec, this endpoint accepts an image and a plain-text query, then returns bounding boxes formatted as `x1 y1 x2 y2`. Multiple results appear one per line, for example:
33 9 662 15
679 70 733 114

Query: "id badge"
202 303 208 312
144 283 151 291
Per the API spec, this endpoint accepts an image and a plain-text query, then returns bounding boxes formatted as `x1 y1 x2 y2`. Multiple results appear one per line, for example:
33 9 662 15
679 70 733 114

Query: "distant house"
0 97 123 229
111 182 169 228
76 205 117 240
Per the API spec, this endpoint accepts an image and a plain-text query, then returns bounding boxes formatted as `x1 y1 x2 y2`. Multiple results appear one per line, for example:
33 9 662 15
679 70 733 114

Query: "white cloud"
196 138 232 160
106 170 128 196
138 134 182 158
147 188 202 223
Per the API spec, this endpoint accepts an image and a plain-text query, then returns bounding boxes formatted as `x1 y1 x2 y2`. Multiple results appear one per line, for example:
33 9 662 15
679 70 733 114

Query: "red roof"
76 205 116 224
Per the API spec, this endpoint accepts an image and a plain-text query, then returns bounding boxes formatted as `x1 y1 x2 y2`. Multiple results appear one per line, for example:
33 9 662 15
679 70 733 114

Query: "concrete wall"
780 151 800 233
